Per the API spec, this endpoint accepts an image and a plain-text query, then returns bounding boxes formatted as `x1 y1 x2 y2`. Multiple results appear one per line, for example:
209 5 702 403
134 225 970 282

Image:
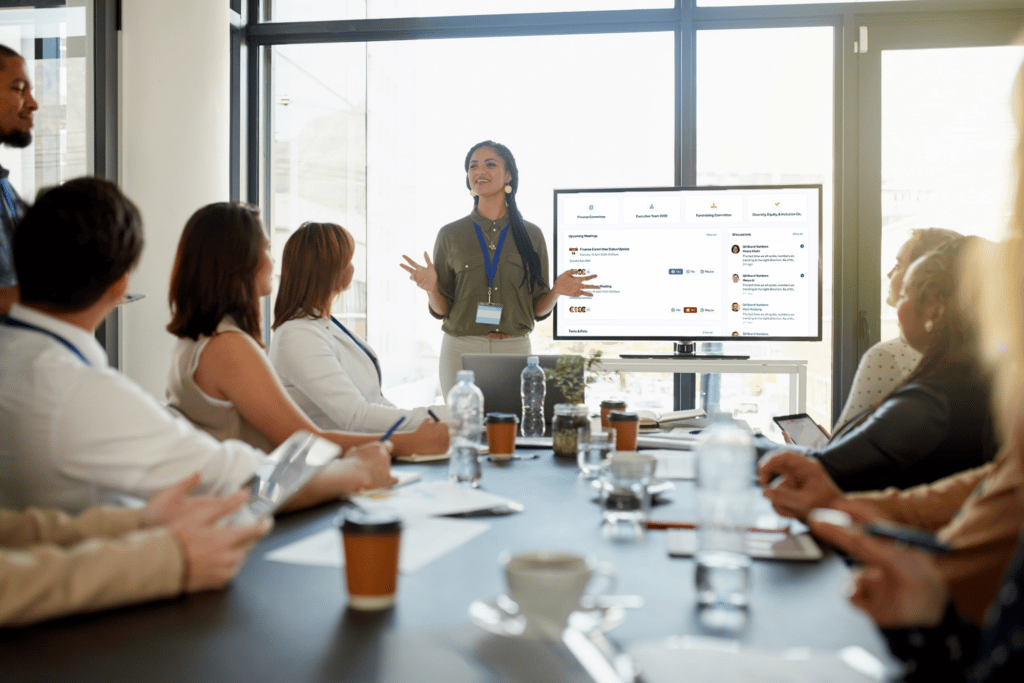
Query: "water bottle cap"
527 356 539 365
456 370 475 383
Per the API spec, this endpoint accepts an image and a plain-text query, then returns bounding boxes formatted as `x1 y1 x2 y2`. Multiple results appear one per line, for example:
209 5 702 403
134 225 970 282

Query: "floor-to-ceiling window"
242 0 1024 432
696 25 835 428
266 32 675 409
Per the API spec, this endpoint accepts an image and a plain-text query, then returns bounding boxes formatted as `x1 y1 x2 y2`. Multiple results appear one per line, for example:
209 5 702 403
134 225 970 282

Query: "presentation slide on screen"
553 186 821 340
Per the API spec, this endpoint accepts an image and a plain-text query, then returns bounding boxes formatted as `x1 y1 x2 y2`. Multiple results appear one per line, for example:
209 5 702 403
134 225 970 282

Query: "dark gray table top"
1 451 896 683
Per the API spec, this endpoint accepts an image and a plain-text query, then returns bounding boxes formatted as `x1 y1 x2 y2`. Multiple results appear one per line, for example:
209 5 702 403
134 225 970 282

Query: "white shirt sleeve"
52 369 264 504
270 321 428 433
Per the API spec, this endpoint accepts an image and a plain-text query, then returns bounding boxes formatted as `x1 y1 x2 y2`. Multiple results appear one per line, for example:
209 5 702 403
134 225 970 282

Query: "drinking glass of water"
576 429 615 479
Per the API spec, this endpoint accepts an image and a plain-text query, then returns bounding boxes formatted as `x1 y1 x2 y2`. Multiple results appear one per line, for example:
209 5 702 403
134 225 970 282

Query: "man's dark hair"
0 44 21 66
13 177 144 312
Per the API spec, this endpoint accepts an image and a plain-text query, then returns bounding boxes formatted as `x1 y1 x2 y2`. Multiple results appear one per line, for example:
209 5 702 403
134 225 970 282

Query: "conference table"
1 450 898 683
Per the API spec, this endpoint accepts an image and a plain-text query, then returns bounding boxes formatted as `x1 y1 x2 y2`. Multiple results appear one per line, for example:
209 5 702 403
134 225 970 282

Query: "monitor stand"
619 342 750 360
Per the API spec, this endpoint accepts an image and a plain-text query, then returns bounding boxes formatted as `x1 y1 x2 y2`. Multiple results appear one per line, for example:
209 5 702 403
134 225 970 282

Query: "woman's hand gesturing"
551 269 599 298
400 252 438 293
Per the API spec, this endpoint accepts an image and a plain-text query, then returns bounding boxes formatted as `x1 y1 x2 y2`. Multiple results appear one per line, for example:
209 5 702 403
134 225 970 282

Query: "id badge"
476 302 503 325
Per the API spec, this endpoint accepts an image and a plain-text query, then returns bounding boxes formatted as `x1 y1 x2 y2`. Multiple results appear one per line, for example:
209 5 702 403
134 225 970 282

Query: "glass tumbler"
576 429 616 479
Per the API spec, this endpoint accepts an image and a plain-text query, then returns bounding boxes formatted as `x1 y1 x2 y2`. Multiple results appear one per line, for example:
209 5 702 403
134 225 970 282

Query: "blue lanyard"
0 178 17 218
331 316 381 386
473 222 509 297
1 316 91 366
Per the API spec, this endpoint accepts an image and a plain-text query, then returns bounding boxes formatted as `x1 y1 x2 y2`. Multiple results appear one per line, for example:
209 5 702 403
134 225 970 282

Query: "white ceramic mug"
501 551 616 633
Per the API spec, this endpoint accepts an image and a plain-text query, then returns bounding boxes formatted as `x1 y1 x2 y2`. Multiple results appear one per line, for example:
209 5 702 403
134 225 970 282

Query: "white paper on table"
263 516 490 574
356 470 421 495
636 435 698 451
629 637 884 683
649 449 696 480
350 481 521 518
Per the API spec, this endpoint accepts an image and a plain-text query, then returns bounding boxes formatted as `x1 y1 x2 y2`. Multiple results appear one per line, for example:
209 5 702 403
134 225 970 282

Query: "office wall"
119 0 231 398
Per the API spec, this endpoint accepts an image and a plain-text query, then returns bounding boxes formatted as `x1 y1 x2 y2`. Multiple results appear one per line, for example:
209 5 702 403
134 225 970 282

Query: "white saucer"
468 596 626 639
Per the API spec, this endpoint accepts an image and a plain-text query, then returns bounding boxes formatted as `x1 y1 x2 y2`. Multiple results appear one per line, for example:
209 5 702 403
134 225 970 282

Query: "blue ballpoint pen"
380 416 406 442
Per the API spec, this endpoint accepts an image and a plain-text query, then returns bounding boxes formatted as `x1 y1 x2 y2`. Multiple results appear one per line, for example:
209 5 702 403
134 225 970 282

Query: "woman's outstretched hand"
400 252 438 293
551 269 599 298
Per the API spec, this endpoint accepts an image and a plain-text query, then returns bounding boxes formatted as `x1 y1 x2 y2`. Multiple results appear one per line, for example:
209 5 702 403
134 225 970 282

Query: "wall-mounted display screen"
553 185 822 343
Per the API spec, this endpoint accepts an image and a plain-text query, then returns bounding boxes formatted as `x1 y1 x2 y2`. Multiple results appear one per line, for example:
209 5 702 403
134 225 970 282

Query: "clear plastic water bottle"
694 413 755 609
447 370 484 487
520 356 546 438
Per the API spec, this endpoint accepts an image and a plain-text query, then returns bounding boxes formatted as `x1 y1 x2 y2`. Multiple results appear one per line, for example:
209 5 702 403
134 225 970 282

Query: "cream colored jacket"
0 506 183 626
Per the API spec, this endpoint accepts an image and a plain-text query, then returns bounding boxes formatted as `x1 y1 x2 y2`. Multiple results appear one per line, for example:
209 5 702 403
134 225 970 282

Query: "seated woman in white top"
269 221 437 433
833 227 962 432
165 203 448 458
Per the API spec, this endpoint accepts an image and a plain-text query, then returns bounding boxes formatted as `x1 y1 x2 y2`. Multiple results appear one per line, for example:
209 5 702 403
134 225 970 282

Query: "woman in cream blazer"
270 221 435 433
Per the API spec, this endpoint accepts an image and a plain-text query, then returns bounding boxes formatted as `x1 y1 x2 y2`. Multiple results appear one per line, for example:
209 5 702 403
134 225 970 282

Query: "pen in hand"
427 409 440 422
380 416 405 442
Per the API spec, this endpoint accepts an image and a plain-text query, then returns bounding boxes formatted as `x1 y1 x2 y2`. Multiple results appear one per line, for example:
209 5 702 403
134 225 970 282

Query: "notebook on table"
461 354 581 438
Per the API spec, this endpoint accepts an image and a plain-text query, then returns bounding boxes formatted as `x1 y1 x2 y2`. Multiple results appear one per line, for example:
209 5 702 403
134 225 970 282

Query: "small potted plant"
547 351 603 458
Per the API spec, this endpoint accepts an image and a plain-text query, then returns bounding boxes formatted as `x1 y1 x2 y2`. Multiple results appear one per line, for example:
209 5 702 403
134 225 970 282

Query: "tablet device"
773 413 830 449
666 529 823 561
243 431 341 519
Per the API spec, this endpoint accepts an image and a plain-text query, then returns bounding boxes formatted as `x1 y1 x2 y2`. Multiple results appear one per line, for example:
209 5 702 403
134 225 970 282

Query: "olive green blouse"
430 209 551 337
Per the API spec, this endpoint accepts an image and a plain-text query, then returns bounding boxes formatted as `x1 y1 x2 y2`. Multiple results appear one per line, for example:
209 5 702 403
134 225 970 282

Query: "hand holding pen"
380 416 405 442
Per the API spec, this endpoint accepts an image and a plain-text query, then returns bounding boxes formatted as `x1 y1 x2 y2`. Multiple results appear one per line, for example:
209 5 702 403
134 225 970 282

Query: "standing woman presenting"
401 140 598 396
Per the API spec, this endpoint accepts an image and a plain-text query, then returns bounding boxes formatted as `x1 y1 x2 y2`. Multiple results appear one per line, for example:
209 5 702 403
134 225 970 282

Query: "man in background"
0 43 37 314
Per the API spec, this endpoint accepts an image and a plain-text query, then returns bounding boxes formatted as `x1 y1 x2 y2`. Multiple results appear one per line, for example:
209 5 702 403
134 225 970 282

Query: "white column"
119 0 230 398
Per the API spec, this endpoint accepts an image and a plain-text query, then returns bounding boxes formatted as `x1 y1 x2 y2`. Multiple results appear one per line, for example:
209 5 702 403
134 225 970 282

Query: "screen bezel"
552 183 824 343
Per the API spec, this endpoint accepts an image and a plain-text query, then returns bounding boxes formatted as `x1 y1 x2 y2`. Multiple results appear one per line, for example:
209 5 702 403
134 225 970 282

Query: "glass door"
855 11 1024 354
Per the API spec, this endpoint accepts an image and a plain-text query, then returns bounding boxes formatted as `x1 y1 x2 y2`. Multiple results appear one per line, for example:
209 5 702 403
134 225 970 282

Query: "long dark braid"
464 140 545 291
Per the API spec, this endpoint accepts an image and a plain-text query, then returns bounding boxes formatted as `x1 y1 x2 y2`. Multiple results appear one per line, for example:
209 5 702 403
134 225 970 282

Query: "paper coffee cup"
486 413 518 460
340 508 402 610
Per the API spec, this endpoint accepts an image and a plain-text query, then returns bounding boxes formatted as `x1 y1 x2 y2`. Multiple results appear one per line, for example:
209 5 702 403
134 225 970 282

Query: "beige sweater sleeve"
848 461 993 531
0 506 147 547
849 449 1024 625
0 508 185 626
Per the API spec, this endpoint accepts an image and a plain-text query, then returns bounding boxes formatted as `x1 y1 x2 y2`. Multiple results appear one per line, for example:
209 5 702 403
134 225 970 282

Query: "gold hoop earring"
924 320 934 333
504 185 512 194
470 189 477 197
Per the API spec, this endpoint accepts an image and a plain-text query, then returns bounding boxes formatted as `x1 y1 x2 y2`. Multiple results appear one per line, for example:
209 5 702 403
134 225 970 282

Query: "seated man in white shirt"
0 177 394 513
